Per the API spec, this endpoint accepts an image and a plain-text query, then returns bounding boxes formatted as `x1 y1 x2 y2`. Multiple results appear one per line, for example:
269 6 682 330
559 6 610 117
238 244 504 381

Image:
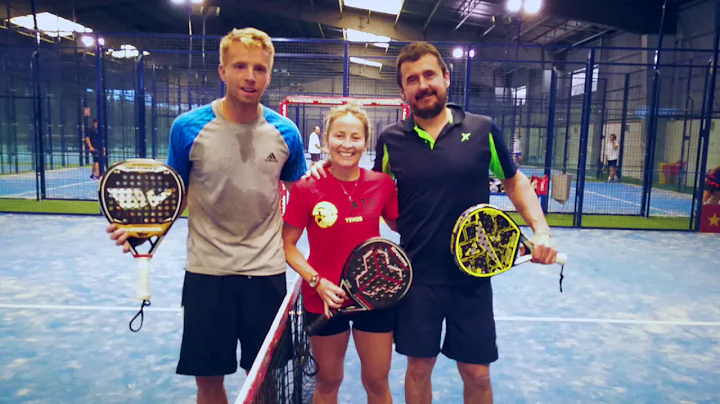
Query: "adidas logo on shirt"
265 153 278 163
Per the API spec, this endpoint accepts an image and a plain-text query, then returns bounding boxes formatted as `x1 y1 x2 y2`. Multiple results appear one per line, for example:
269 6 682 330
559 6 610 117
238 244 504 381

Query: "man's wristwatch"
308 274 320 288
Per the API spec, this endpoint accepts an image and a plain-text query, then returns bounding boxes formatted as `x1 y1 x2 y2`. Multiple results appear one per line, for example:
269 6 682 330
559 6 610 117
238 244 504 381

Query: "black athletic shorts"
394 281 499 365
607 159 618 168
303 306 395 337
705 178 719 192
176 271 287 376
91 151 99 163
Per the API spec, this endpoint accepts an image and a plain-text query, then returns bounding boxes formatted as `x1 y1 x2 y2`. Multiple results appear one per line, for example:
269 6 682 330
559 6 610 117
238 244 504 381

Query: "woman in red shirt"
283 102 399 404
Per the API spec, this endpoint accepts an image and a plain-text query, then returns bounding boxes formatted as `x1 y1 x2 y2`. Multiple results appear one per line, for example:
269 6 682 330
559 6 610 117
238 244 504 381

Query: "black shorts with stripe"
176 271 288 375
706 177 719 192
394 281 499 365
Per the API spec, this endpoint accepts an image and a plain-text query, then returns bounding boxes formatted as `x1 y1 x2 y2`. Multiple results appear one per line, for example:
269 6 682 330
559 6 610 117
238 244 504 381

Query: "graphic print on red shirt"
283 168 399 314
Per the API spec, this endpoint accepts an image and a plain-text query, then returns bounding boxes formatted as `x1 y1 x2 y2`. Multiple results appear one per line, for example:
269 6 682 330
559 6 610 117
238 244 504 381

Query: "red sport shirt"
283 168 399 314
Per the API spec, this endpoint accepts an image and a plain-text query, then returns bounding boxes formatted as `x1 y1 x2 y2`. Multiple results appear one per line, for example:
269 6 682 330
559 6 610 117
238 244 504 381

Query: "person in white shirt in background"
512 133 522 165
308 126 322 162
604 133 620 183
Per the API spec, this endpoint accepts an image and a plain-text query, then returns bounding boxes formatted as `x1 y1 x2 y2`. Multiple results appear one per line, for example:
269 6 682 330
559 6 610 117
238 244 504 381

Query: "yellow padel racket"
99 159 186 331
451 204 567 291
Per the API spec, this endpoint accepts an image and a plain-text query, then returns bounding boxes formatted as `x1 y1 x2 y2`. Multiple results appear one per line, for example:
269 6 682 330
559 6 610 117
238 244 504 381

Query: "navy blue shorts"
176 271 287 375
394 282 499 365
304 306 395 337
706 178 719 192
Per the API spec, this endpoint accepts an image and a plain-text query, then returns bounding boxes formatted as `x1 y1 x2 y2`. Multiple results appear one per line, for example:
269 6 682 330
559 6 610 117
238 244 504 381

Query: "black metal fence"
1 24 718 230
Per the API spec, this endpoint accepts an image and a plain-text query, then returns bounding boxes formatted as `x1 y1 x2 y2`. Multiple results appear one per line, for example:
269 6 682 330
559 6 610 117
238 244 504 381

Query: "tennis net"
234 277 317 403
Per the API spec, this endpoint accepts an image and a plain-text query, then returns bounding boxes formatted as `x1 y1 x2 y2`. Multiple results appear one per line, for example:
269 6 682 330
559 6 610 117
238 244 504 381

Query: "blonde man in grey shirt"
108 27 306 403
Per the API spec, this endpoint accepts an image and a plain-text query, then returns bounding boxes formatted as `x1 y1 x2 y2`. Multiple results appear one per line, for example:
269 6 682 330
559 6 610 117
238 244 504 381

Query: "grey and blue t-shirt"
168 100 307 276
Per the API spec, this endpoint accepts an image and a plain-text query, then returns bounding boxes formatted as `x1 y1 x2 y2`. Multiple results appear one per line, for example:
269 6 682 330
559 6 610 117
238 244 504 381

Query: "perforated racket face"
340 238 413 311
99 159 185 239
451 204 521 277
476 206 521 271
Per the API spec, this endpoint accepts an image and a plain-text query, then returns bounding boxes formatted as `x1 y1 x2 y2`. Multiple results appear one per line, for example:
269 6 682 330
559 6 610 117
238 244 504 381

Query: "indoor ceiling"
10 0 699 49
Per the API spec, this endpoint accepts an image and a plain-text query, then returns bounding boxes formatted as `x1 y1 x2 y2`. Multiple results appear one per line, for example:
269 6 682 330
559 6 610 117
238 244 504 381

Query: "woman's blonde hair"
324 102 371 147
219 27 275 68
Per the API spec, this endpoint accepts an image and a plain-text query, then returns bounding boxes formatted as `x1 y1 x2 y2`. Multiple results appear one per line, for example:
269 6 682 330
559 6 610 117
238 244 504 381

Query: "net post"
641 1 670 219
151 63 158 160
343 42 350 97
96 39 108 174
562 71 573 175
573 48 596 228
464 45 472 111
30 0 46 200
694 0 720 231
136 55 147 159
618 73 631 183
542 65 558 214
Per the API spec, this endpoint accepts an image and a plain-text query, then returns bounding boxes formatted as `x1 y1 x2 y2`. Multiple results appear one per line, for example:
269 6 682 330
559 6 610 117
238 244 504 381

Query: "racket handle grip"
136 256 151 301
306 313 331 337
555 253 568 265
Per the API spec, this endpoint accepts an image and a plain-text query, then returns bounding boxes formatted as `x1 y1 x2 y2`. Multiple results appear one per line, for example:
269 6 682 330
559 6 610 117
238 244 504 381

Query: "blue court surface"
1 213 718 403
491 166 695 217
0 166 99 201
0 159 695 219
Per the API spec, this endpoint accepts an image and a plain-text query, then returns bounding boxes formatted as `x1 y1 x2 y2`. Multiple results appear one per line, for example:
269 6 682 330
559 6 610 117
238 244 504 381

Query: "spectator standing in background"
85 119 101 180
512 133 522 165
604 133 620 183
308 126 322 162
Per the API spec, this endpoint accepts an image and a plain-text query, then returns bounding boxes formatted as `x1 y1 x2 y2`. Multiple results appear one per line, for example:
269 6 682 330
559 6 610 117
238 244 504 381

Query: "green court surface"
0 198 690 230
0 199 101 215
508 213 692 231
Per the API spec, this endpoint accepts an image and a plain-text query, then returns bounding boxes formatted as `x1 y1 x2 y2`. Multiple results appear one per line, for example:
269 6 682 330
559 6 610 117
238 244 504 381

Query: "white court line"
0 166 87 180
0 303 181 312
2 303 719 327
583 190 678 215
4 180 96 198
494 316 720 327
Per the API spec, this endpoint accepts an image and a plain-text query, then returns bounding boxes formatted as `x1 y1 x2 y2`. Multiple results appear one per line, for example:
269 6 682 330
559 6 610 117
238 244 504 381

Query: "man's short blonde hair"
219 27 275 68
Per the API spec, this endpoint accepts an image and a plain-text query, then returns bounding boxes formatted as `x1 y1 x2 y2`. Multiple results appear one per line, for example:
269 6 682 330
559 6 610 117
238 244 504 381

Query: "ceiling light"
10 12 92 37
524 0 542 14
81 35 94 47
345 28 390 43
452 48 464 59
343 0 403 16
349 57 382 68
507 0 522 12
469 49 476 58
